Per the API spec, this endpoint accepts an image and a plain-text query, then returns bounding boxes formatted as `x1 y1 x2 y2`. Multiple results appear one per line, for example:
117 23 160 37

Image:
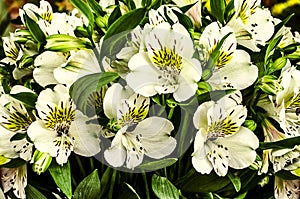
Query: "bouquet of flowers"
0 0 300 198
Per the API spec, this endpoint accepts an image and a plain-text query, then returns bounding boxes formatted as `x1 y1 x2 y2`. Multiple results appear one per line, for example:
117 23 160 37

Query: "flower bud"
31 150 52 175
243 120 257 131
257 75 283 95
197 81 212 95
268 57 287 74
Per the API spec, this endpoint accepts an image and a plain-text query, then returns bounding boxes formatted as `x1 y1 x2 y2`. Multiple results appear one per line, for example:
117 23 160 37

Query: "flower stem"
167 107 174 120
142 172 151 199
108 169 117 199
75 156 86 177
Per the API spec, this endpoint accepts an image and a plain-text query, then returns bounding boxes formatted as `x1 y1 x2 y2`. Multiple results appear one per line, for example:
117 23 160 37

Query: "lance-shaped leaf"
48 161 72 199
138 158 178 171
24 13 46 44
152 174 180 199
26 184 47 199
210 0 226 24
70 72 119 115
259 136 300 150
74 169 101 199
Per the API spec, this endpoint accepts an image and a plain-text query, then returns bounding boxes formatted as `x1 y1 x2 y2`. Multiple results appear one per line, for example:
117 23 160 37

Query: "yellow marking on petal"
239 1 250 24
41 12 53 23
44 103 75 129
208 117 239 138
152 49 182 71
2 110 32 132
209 45 234 68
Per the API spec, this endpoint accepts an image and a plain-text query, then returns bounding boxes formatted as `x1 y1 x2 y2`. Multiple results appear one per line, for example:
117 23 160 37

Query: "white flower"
33 47 102 87
27 85 101 165
192 96 259 176
0 165 27 199
148 5 180 27
20 0 85 37
126 22 202 102
103 83 176 169
275 177 300 199
227 0 274 51
199 22 258 90
0 86 35 161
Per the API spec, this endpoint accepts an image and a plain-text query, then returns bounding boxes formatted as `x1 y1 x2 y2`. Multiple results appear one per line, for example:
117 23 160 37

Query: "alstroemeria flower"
192 96 259 176
0 86 35 161
0 165 27 199
126 22 202 102
27 85 101 165
199 22 258 90
275 177 300 199
103 83 176 169
227 0 274 52
33 47 102 87
20 0 86 37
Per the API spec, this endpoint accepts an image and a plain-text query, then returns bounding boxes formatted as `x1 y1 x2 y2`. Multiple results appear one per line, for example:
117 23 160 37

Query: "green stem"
108 169 117 199
167 107 174 120
142 172 151 199
75 156 86 177
90 157 95 172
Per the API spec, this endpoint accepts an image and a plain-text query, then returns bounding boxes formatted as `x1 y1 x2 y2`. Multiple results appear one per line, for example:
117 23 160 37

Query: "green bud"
95 15 108 29
45 34 93 52
197 81 212 95
31 150 52 175
268 57 287 74
201 68 213 81
243 120 257 131
257 75 283 95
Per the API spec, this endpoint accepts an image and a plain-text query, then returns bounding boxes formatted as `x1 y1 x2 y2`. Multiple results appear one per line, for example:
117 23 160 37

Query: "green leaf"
224 0 235 22
138 158 178 171
228 172 241 192
264 35 283 66
100 8 146 61
273 14 294 37
87 0 106 17
99 167 113 198
108 6 122 27
176 169 231 193
70 0 94 26
24 13 46 43
74 169 101 199
180 2 197 13
259 136 300 150
152 174 179 199
210 0 226 24
197 89 235 104
70 72 119 115
123 183 141 199
103 8 146 40
26 184 47 199
275 170 300 180
48 161 72 199
10 92 38 108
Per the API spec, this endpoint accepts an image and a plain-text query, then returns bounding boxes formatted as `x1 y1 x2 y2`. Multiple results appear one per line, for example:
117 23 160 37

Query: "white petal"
33 67 59 87
193 101 214 130
127 53 160 97
209 50 258 90
70 111 101 156
131 117 176 159
219 126 259 169
104 146 126 168
103 83 133 119
126 149 144 169
192 130 213 174
27 120 58 156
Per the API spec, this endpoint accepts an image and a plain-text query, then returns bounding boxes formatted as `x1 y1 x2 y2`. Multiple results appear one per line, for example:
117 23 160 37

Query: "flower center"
209 45 233 68
152 49 182 71
207 118 239 139
1 104 32 132
44 101 75 129
41 11 52 23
